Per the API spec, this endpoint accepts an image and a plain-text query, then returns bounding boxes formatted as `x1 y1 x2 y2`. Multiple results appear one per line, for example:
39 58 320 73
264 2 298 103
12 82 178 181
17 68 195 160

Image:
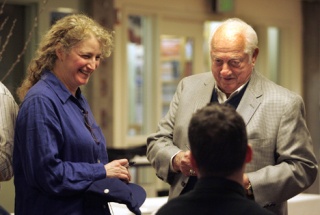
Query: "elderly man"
147 18 318 215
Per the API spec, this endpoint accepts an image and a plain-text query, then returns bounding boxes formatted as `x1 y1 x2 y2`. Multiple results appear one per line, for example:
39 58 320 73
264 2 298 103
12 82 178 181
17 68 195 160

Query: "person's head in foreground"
188 103 252 179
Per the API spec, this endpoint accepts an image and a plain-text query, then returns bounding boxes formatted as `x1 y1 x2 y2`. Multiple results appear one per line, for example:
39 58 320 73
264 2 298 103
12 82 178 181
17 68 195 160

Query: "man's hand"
173 150 196 176
243 173 250 188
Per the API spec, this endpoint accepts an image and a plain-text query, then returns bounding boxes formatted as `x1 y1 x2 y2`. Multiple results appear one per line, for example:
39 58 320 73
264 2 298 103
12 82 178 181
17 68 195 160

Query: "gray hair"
209 18 258 56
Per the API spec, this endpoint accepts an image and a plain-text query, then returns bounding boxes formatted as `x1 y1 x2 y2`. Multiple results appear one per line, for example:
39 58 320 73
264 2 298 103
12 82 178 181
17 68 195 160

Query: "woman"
13 14 131 215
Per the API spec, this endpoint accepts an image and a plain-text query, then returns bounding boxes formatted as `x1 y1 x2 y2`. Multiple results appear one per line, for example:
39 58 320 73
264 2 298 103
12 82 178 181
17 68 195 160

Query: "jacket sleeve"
247 95 318 207
146 79 184 184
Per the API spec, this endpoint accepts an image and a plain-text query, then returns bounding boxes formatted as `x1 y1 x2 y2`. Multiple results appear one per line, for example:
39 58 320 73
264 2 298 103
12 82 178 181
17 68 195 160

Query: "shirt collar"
215 80 249 103
41 70 82 104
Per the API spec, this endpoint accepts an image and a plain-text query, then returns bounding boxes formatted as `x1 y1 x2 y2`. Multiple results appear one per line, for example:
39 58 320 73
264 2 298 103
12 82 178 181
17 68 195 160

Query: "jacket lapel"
193 73 215 113
237 70 263 125
191 71 263 125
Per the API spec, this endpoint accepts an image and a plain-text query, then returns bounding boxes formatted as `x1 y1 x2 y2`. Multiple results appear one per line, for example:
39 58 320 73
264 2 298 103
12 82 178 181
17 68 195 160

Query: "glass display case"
160 36 194 116
124 11 205 146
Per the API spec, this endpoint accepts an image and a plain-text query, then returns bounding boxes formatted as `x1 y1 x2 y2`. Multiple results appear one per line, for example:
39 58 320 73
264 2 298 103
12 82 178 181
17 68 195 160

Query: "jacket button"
181 182 186 187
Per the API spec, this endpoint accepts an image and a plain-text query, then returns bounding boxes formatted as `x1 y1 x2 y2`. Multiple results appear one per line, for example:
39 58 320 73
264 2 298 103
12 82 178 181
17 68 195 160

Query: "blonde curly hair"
17 14 114 101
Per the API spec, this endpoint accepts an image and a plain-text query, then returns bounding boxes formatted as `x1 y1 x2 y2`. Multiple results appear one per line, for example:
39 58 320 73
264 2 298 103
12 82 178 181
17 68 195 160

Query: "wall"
234 0 302 94
302 0 320 194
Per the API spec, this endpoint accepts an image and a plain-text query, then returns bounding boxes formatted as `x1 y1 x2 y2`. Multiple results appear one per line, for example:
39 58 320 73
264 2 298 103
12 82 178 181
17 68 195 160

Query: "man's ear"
190 152 199 173
245 144 253 163
251 48 259 65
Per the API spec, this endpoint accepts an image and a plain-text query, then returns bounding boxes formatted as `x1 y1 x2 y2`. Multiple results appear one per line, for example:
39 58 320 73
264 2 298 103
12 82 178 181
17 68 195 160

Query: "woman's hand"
104 159 131 183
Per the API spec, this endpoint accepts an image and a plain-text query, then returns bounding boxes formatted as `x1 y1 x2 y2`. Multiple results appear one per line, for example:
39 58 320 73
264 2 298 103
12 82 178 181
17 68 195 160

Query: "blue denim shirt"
13 70 110 215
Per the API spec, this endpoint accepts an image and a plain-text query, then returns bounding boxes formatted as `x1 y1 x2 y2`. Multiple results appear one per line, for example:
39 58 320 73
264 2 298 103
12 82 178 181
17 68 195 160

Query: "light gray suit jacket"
147 70 318 215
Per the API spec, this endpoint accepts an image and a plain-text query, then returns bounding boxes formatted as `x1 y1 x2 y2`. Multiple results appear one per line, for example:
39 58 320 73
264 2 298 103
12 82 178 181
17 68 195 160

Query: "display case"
160 36 194 116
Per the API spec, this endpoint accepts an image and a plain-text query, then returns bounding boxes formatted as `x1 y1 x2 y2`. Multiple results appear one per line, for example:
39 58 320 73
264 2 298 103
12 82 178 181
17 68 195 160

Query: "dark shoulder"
241 201 276 215
156 195 194 215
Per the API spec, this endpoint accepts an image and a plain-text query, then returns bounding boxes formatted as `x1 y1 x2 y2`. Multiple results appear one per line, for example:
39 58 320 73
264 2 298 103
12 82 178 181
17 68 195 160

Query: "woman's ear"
55 43 64 61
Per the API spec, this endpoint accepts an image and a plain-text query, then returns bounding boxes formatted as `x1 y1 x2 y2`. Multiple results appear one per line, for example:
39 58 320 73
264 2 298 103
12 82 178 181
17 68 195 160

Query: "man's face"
210 32 257 96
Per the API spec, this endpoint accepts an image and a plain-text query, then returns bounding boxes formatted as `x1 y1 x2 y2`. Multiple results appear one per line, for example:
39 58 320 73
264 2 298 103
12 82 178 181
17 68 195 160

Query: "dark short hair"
188 103 248 177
